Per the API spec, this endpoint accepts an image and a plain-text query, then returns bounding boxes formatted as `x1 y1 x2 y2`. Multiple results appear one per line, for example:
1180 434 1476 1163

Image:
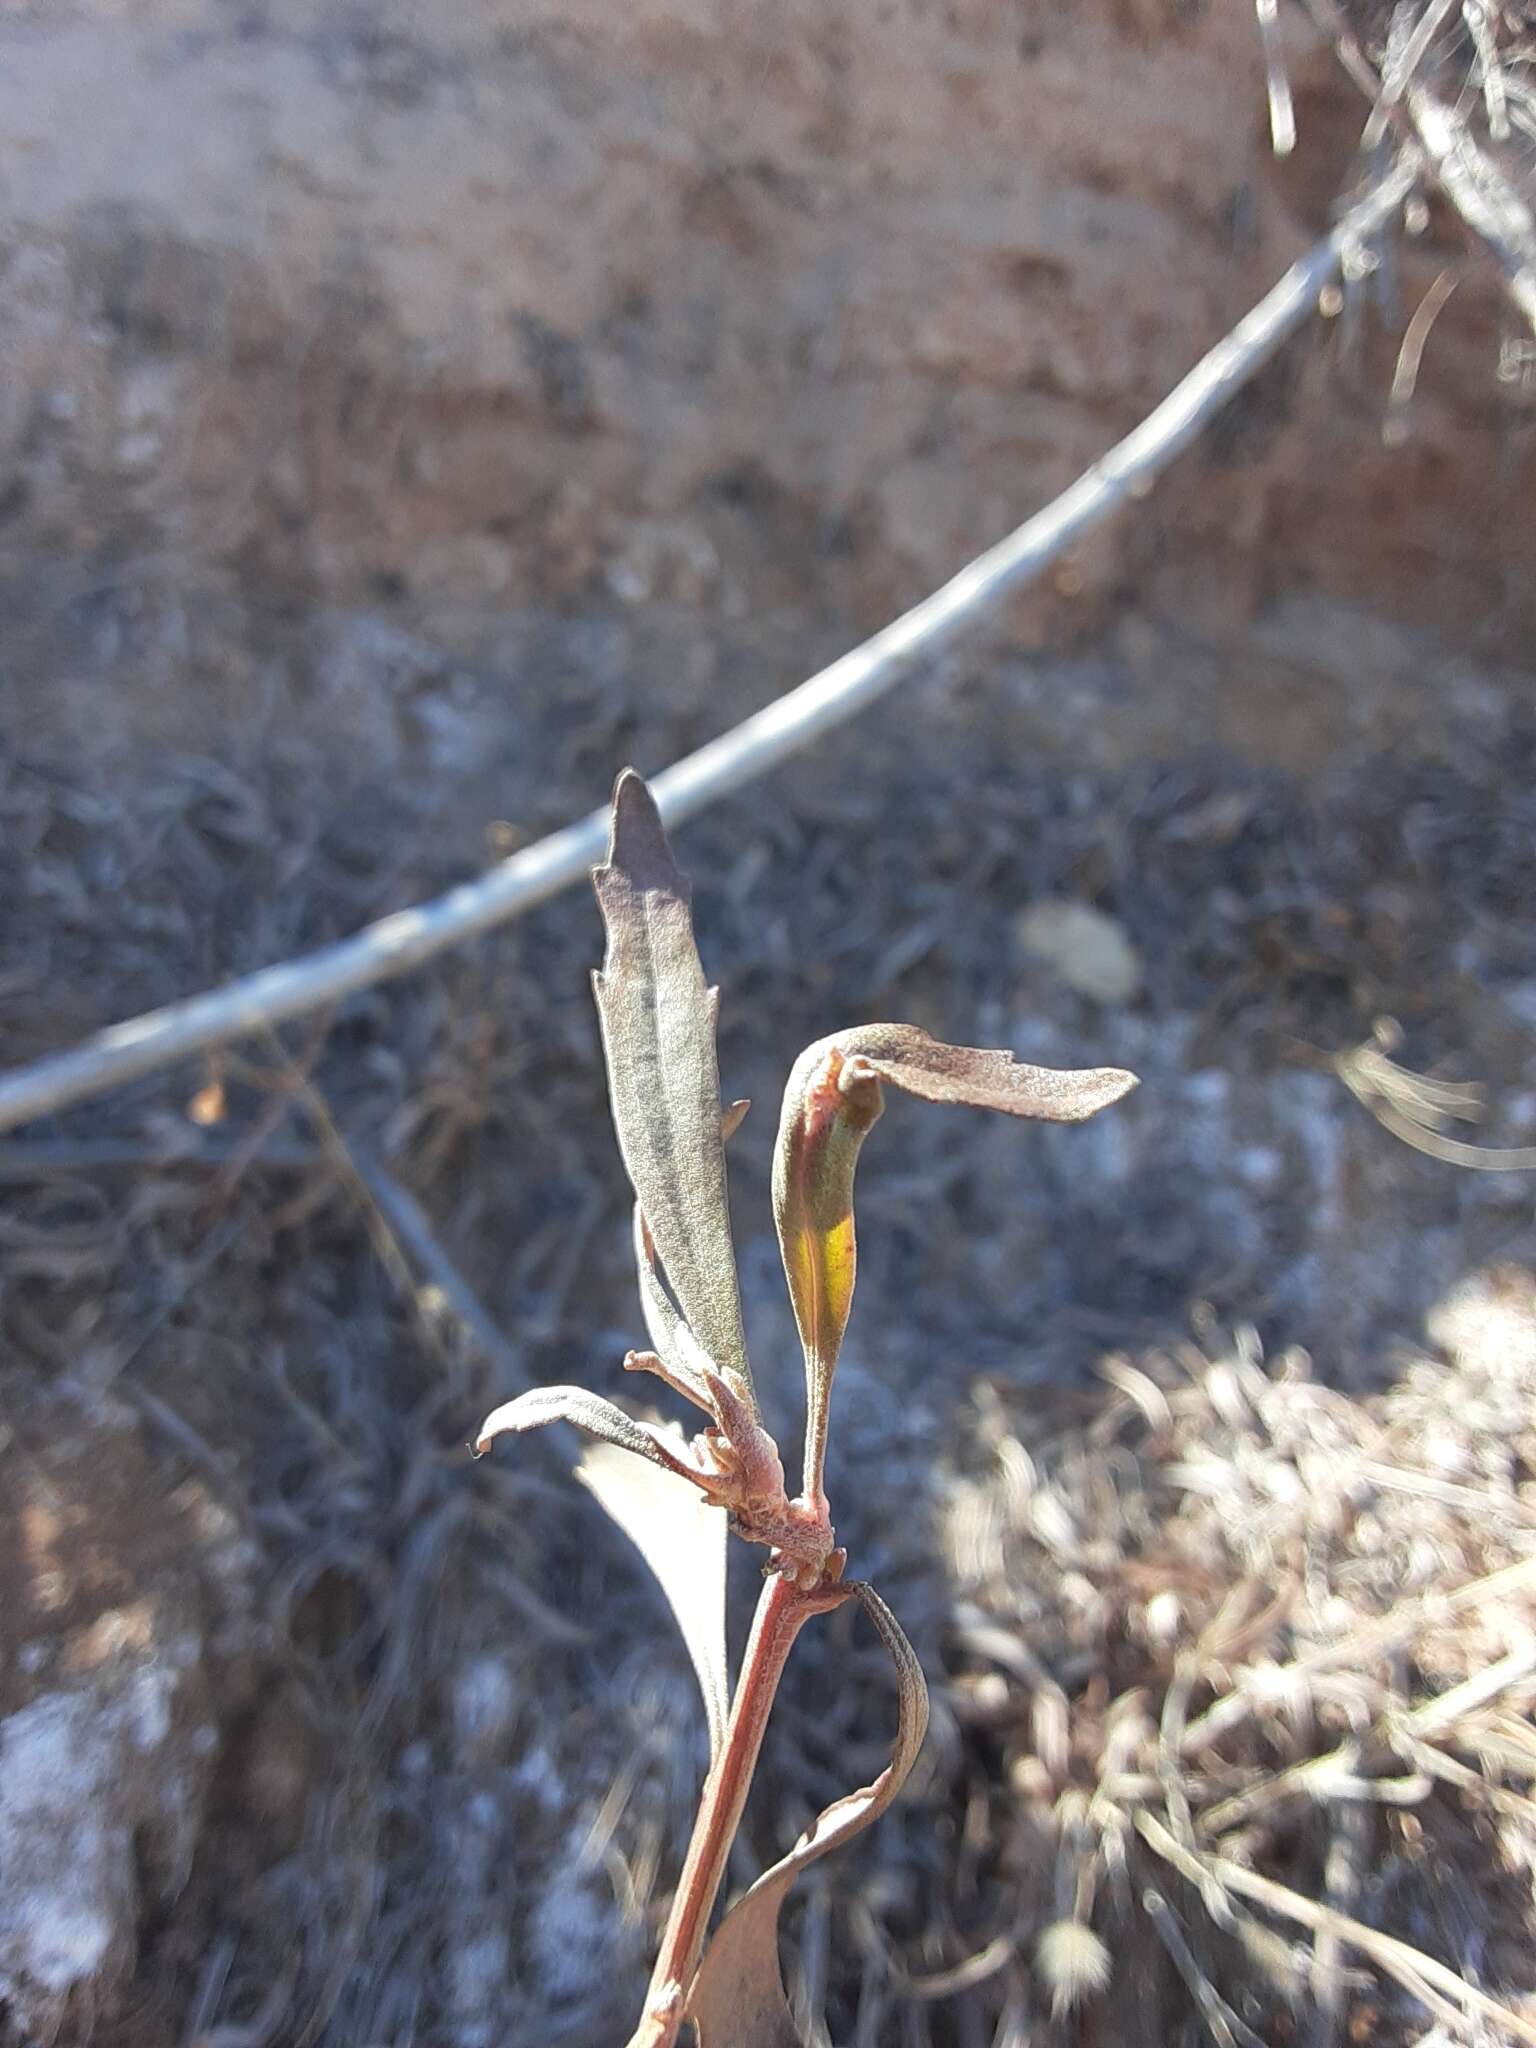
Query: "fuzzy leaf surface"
476 1385 704 1489
577 1434 729 1764
632 1205 696 1396
592 770 751 1395
685 1581 928 2048
841 1025 1139 1121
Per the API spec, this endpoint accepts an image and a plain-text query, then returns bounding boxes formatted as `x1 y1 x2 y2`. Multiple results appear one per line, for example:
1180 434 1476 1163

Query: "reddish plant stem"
628 1568 845 2047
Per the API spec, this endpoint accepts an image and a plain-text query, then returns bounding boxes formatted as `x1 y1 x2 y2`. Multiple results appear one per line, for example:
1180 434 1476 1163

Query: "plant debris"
0 588 1533 2044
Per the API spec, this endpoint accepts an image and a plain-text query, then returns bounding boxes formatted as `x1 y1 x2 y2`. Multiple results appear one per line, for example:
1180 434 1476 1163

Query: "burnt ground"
1 561 1535 2046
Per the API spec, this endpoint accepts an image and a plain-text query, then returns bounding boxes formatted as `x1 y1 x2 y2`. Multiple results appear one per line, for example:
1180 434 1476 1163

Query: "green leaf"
593 771 752 1400
632 1204 710 1406
774 1026 1137 1499
684 1582 929 2048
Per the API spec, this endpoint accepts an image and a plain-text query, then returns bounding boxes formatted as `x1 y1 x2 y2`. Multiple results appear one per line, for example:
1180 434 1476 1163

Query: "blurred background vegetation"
1 4 1534 2044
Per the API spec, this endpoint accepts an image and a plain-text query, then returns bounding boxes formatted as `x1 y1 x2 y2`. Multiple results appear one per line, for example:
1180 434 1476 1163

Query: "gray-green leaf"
592 771 752 1400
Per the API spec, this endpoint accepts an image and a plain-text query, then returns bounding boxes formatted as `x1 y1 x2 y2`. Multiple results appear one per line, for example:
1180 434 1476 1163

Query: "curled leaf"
593 771 752 1400
476 1385 708 1491
835 1025 1139 1121
577 1435 730 1766
771 1043 883 1505
774 1026 1137 1498
684 1582 929 2047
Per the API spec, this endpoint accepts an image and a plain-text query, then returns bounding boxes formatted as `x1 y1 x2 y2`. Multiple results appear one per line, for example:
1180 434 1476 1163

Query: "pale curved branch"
0 162 1414 1136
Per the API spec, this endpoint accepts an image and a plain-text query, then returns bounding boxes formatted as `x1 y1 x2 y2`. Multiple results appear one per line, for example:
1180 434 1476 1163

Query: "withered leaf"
685 1581 929 2048
1333 1030 1536 1171
593 771 752 1398
774 1027 1137 1498
577 1434 729 1766
476 1385 706 1490
837 1025 1138 1121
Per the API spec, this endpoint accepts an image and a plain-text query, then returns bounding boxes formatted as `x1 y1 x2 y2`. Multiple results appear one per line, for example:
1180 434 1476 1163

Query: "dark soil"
1 559 1534 2045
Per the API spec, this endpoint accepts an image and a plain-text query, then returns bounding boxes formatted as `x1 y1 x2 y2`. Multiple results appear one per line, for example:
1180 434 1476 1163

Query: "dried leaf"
1334 1031 1536 1171
774 1026 1137 1497
577 1434 730 1765
685 1582 929 2048
845 1025 1138 1120
592 771 752 1396
476 1385 706 1491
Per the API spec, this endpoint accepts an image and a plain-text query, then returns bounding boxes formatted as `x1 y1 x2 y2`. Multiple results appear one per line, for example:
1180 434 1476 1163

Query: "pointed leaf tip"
722 1097 751 1142
591 769 752 1393
601 767 672 891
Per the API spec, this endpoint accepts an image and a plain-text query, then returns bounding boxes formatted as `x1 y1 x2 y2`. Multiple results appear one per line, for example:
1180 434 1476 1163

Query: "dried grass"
921 1272 1536 2045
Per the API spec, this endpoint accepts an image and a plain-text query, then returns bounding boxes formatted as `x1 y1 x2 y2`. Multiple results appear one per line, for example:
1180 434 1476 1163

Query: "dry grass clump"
935 1265 1536 2046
